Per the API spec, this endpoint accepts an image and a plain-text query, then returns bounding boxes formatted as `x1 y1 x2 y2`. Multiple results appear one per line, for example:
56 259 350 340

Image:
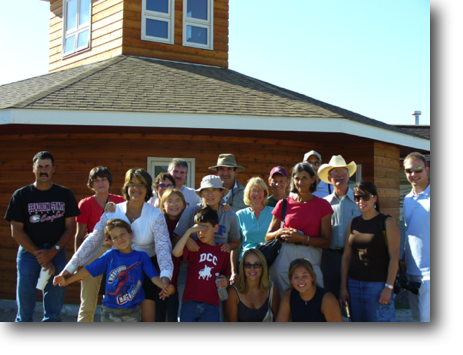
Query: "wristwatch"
54 245 60 251
385 283 393 290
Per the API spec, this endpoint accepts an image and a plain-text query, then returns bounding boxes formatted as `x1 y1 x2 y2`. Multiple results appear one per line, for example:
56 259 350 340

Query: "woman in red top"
75 166 125 322
265 162 333 297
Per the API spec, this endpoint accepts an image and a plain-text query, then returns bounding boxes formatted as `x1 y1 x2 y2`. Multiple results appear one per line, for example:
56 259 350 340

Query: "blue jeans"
16 244 67 322
180 300 220 322
348 277 396 322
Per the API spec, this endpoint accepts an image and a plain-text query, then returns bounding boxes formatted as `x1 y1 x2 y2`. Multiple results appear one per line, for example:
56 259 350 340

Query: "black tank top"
290 286 327 322
232 285 270 322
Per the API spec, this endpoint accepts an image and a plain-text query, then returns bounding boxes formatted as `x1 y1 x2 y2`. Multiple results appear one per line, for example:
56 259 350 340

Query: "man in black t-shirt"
4 151 80 322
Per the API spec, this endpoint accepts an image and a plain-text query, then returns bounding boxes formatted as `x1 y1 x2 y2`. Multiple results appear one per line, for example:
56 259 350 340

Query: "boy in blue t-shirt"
54 219 174 322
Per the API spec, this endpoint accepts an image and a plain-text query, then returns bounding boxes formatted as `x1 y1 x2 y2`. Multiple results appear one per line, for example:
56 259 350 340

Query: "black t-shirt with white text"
4 184 80 246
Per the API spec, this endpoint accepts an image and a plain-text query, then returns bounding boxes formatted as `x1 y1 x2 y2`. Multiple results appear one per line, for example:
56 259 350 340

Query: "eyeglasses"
353 194 375 202
128 183 146 189
404 167 424 174
243 263 263 269
158 183 174 189
307 161 321 166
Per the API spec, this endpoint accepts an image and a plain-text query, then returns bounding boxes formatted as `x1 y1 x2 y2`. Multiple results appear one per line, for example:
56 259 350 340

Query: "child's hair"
287 258 317 289
193 206 219 226
160 189 187 222
104 218 133 240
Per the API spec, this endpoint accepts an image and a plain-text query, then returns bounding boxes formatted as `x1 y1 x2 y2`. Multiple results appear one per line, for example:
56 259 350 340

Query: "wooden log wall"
48 0 228 73
0 132 399 303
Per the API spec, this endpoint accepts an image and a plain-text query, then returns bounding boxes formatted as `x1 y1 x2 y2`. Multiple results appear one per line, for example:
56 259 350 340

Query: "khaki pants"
77 245 110 322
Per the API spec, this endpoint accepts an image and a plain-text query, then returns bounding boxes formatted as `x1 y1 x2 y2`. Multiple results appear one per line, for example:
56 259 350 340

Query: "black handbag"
257 198 287 268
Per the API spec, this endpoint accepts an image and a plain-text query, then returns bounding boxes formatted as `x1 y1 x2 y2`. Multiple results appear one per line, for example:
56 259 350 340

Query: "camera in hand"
393 273 421 295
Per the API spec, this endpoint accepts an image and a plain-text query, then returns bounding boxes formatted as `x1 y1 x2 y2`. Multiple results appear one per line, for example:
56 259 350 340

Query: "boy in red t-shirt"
173 207 231 322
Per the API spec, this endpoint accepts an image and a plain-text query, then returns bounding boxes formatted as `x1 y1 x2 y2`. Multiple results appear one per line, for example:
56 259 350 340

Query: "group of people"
4 149 430 322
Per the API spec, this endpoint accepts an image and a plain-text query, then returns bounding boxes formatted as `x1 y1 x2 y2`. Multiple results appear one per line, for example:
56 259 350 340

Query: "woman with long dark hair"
265 162 333 296
339 180 400 322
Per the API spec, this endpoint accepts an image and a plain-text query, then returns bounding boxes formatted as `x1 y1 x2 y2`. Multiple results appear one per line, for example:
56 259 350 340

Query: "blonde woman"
225 249 279 322
231 177 274 283
276 258 341 322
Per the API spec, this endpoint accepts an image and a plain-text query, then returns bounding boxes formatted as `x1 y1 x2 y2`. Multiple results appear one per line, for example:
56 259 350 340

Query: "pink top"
272 196 333 238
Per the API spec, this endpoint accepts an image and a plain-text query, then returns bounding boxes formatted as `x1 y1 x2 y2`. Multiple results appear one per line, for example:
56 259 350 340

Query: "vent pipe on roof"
412 110 421 125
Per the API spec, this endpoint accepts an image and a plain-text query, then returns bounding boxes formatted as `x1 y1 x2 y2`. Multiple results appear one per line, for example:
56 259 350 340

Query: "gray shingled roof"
0 55 427 139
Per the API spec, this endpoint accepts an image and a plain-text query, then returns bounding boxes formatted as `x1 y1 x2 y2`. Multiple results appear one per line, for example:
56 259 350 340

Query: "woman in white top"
61 168 173 322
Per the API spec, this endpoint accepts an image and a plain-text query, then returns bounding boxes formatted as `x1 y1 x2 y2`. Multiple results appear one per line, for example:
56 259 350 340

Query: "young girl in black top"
276 258 341 322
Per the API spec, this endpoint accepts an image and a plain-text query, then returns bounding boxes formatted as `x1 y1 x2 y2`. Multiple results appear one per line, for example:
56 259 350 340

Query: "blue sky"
0 0 430 125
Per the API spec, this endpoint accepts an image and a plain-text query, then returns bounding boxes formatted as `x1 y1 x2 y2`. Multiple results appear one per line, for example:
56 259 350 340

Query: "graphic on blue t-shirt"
217 225 226 236
106 261 142 305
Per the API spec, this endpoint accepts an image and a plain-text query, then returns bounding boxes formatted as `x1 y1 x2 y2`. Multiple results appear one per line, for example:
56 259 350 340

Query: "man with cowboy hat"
209 154 246 213
317 155 361 300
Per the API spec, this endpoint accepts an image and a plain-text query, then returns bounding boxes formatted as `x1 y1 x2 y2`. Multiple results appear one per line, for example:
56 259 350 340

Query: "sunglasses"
353 194 375 202
404 167 424 174
158 183 174 188
243 263 263 269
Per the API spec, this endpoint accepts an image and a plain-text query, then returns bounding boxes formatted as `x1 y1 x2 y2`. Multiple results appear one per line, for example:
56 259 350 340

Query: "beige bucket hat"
208 154 245 172
317 155 357 184
195 175 229 196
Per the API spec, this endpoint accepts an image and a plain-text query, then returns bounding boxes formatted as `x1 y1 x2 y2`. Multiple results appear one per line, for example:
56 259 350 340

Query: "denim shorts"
180 300 220 322
348 277 396 322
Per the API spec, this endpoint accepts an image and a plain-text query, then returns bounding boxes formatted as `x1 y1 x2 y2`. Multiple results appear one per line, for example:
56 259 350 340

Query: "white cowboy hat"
195 175 229 196
317 155 357 184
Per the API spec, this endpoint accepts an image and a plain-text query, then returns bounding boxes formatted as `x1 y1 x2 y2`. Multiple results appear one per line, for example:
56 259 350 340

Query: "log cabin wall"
0 132 398 303
49 0 125 72
48 0 228 73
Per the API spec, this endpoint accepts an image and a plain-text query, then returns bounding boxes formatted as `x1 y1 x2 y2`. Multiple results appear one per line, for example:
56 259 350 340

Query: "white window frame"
62 0 92 58
348 164 362 189
147 157 196 188
183 0 213 50
141 0 175 45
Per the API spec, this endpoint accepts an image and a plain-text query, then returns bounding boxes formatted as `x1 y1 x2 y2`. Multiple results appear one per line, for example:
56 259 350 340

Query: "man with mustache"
209 154 246 213
317 155 361 301
4 151 80 322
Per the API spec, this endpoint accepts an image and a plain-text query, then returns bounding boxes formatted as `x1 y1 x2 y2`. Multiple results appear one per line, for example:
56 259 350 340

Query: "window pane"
186 25 207 44
146 19 169 38
66 0 77 31
79 0 91 25
187 0 208 20
64 35 76 53
146 0 169 13
77 29 89 48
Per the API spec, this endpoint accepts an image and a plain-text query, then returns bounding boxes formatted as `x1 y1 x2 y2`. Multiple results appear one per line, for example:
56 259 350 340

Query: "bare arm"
305 213 332 249
339 220 353 307
271 283 280 321
35 217 76 269
275 290 291 322
10 220 38 254
224 286 239 322
321 292 342 322
379 217 401 304
265 215 286 241
54 267 91 287
172 225 206 257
